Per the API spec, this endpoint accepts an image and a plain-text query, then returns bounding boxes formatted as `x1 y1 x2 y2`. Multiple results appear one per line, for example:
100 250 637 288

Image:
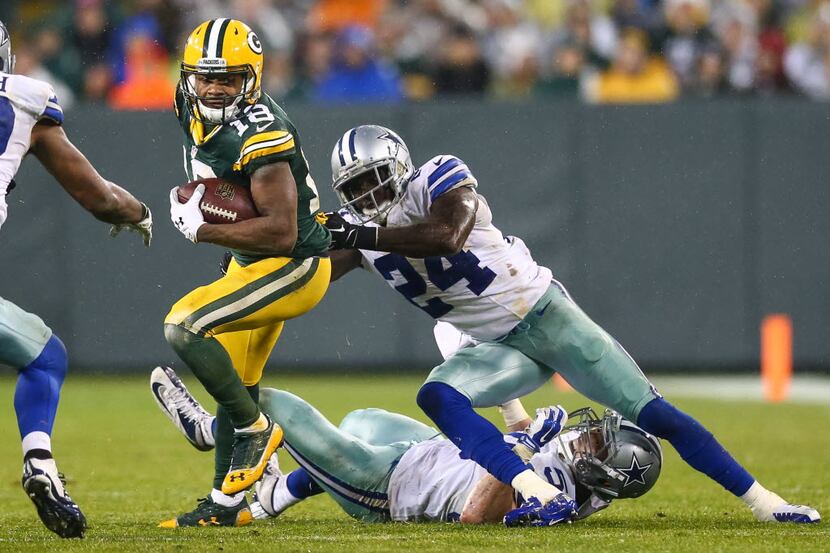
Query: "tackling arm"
460 474 516 524
329 249 362 281
327 187 478 258
29 122 146 225
195 162 298 254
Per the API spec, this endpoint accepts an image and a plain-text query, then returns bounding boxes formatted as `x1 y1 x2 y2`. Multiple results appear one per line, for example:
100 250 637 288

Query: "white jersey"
387 437 577 522
0 72 64 230
357 155 553 341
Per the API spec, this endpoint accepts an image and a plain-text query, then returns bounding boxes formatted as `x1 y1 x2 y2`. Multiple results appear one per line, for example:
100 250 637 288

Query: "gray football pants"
425 281 659 422
259 388 439 522
0 296 52 369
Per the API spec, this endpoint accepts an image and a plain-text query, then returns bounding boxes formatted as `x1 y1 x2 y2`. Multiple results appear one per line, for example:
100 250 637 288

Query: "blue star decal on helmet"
619 452 653 488
378 131 403 147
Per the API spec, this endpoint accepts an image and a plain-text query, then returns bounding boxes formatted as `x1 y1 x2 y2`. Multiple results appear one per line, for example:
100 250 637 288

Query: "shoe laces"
165 386 206 423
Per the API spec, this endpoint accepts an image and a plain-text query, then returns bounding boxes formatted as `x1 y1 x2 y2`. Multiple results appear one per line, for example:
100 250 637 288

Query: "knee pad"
561 326 609 364
163 323 201 351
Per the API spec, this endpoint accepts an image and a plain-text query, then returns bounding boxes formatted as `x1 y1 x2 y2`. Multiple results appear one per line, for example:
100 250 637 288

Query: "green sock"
214 384 260 489
164 324 259 428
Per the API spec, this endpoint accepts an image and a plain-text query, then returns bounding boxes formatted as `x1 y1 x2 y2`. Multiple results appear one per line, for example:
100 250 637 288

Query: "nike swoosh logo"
151 382 173 415
535 300 552 316
328 225 345 232
433 157 443 166
256 122 274 132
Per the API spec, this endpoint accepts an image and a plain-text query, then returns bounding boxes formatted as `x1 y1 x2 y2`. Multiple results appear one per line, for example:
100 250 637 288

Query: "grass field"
0 374 827 552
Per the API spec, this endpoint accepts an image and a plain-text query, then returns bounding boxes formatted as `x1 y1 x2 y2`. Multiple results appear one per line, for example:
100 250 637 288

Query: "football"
176 177 259 224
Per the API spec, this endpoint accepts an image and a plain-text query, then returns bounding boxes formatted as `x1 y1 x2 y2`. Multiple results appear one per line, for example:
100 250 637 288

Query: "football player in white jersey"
250 389 662 525
147 369 663 525
0 22 152 538
319 125 819 525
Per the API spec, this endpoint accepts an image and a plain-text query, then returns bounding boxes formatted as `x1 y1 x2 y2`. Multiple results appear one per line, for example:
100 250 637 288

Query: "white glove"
110 202 153 247
169 184 205 243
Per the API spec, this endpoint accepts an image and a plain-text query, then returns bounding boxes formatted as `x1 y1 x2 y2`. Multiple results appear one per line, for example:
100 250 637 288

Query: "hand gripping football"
176 178 259 224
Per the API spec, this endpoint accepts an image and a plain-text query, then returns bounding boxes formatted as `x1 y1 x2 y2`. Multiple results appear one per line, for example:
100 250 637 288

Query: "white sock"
235 413 267 433
269 475 303 514
210 488 246 507
511 469 563 504
21 431 52 457
740 481 785 520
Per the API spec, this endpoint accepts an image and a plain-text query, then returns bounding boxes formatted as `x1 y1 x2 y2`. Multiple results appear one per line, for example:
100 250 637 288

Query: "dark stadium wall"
2 100 828 373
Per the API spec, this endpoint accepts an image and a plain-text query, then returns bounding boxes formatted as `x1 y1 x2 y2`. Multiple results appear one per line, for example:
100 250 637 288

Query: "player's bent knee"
416 381 469 418
22 334 68 381
560 326 610 364
163 323 201 351
340 408 384 426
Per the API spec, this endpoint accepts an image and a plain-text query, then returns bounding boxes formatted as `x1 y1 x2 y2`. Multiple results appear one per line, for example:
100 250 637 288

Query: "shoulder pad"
232 101 297 173
1 74 62 123
418 155 477 203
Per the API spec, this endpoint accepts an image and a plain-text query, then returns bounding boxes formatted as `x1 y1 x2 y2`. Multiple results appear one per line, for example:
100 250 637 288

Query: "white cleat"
765 503 821 524
251 453 284 519
150 366 215 451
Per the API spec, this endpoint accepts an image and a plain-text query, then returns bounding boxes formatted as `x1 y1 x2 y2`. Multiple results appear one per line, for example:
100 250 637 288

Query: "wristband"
351 225 379 250
499 399 530 428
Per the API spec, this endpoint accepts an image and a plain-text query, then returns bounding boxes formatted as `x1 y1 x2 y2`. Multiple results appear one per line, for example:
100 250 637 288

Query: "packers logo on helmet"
180 18 264 124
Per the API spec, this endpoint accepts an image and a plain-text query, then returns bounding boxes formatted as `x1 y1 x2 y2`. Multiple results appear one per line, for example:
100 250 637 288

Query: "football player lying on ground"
0 22 152 538
317 125 818 525
152 370 662 526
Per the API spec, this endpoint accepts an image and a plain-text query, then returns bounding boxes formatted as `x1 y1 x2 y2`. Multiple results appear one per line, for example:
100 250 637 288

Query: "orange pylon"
761 314 792 403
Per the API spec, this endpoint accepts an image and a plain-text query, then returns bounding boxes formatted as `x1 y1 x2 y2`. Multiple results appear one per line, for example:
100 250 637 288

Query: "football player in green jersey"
159 18 331 528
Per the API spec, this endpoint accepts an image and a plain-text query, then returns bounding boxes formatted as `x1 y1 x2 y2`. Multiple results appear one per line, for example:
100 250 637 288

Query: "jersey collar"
189 118 223 146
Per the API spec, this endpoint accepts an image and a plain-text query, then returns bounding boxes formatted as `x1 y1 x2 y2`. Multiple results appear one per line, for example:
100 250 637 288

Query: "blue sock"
14 335 68 441
286 468 323 499
637 398 754 496
416 382 527 485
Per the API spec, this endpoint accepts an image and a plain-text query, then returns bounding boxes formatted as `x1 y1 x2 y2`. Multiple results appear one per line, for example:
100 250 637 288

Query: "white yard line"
649 375 830 404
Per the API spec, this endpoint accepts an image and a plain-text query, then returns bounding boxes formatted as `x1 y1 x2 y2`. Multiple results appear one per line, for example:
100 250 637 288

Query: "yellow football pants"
165 255 331 385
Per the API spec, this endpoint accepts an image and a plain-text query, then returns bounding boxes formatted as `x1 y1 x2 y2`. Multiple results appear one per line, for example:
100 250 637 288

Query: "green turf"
0 374 827 552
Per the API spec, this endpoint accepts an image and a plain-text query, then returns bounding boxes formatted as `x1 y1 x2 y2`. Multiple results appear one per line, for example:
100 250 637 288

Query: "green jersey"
175 86 330 265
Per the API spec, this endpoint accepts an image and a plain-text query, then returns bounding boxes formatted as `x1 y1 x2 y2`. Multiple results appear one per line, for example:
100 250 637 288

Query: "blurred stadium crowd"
6 0 830 109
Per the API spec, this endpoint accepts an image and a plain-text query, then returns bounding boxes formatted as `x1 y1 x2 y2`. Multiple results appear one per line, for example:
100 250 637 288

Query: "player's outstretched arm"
29 122 148 229
329 249 362 281
192 162 298 254
326 187 478 258
460 474 515 524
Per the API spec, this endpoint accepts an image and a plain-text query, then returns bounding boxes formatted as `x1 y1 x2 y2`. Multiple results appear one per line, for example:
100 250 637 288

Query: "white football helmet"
330 125 414 223
0 20 14 74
